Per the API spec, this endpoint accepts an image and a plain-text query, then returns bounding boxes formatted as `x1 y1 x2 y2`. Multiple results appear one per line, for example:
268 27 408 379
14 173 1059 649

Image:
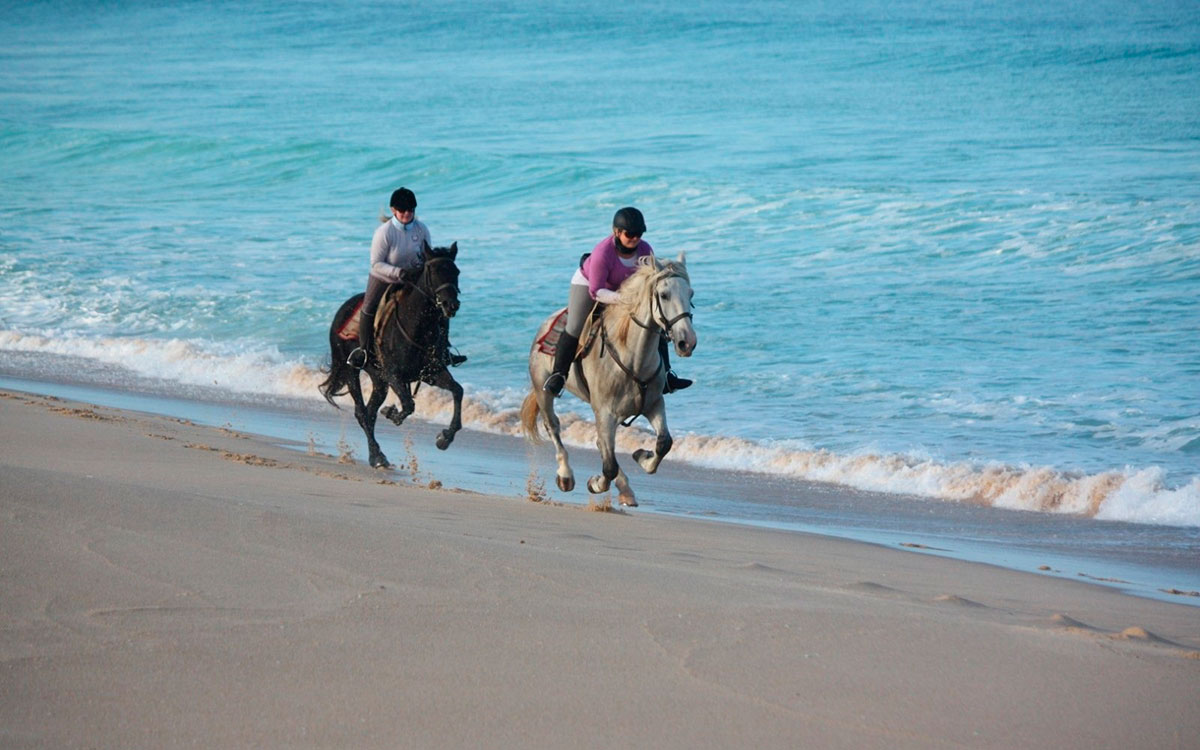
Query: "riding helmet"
390 188 417 212
612 206 646 236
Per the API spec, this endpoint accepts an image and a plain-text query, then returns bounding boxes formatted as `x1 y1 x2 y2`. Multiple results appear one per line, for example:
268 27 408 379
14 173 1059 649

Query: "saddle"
535 305 601 359
335 285 411 342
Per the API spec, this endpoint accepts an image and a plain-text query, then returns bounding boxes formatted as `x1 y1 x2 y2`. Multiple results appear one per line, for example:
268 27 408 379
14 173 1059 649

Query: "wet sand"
2 389 1198 749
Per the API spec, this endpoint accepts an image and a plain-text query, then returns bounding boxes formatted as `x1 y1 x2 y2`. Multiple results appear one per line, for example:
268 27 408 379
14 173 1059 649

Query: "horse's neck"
607 296 659 373
390 288 439 341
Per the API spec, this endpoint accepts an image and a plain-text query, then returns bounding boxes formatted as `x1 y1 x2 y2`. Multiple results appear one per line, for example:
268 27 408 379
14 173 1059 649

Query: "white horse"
520 254 697 507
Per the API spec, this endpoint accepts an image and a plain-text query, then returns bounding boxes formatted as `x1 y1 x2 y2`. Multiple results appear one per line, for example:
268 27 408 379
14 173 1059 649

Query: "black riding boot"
348 309 376 369
543 331 579 397
659 336 692 394
440 320 467 367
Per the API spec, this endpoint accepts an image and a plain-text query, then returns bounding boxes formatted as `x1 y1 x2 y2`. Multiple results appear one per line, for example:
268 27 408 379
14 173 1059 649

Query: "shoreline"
2 374 1199 608
2 388 1198 748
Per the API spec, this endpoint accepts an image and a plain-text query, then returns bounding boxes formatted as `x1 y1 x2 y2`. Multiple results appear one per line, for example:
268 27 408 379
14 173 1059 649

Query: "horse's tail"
318 356 352 407
318 294 364 407
520 391 543 444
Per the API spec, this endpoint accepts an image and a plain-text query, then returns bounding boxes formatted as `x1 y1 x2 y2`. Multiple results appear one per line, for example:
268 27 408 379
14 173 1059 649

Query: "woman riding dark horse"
320 242 465 469
347 187 465 370
542 206 692 397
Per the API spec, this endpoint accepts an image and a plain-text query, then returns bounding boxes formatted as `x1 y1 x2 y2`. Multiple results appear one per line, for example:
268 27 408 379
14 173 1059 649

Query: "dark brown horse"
319 243 463 468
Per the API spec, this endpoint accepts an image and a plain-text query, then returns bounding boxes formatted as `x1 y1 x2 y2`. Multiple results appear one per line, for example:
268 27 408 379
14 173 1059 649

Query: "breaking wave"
3 330 1195 528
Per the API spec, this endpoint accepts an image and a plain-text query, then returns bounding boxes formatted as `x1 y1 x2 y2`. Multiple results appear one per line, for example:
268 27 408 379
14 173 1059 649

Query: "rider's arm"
369 223 422 282
584 237 616 301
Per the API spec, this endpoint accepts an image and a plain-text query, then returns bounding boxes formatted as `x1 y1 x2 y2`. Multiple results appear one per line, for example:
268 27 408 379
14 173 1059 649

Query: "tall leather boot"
659 336 692 393
347 309 375 369
542 331 579 397
440 320 467 367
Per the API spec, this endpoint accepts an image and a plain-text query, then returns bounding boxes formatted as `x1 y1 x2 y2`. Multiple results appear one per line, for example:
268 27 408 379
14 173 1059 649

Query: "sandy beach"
1 388 1197 749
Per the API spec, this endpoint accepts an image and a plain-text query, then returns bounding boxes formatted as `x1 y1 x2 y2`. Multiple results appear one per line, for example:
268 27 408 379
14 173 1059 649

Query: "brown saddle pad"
535 306 599 357
335 286 409 342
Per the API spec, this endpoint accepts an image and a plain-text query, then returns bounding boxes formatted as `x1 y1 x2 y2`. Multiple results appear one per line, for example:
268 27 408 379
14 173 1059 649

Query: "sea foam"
4 330 1197 528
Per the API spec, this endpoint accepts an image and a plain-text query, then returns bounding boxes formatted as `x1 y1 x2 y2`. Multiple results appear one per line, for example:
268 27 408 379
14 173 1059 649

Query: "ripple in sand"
844 581 912 599
1049 613 1096 631
933 594 985 608
738 562 788 575
1115 626 1164 643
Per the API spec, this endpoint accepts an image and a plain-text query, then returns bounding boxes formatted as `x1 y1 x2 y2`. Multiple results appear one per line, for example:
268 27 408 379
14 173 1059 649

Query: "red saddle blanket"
335 286 409 342
536 307 600 358
336 299 366 341
535 308 569 355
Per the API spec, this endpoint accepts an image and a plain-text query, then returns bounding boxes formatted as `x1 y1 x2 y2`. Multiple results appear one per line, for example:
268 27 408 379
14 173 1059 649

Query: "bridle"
629 270 694 341
405 255 460 317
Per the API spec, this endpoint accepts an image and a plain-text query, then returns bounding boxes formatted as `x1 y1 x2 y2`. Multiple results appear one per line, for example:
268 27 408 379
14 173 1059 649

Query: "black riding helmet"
390 187 417 212
612 206 646 236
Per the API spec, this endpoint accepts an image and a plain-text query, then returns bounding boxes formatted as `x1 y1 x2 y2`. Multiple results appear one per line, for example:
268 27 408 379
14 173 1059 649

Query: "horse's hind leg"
354 373 390 468
632 398 672 476
612 467 636 507
539 391 575 492
425 368 462 451
380 379 415 427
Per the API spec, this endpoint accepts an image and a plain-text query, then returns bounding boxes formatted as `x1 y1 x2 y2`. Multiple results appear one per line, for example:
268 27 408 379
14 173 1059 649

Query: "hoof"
556 474 575 492
587 476 609 494
435 431 454 451
619 494 638 507
370 454 390 469
381 405 409 426
633 448 657 472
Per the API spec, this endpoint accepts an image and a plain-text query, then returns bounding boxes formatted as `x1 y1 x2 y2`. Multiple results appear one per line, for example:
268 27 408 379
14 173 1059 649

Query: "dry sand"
1 389 1198 749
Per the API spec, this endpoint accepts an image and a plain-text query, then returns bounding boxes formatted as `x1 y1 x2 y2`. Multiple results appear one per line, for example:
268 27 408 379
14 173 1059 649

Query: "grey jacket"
369 217 430 283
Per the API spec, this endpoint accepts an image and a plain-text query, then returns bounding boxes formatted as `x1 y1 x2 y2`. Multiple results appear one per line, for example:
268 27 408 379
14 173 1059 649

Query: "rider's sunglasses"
620 229 643 241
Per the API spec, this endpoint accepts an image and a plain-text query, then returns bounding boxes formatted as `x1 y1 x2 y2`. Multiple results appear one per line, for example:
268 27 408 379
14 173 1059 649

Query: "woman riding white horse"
523 252 697 507
542 207 692 397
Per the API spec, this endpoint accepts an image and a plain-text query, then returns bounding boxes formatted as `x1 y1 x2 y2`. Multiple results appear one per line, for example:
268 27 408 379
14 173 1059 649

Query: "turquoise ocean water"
3 2 1199 537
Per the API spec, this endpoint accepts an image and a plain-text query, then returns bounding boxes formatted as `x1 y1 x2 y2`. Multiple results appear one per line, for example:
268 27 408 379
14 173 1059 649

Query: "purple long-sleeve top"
581 235 655 299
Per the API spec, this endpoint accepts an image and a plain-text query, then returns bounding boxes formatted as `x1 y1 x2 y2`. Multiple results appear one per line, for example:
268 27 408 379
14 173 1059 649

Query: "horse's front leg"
357 373 391 468
632 397 672 475
424 367 463 451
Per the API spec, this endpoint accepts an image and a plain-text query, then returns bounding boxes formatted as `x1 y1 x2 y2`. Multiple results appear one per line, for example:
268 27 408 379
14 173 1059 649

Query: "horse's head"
420 241 461 318
652 253 697 358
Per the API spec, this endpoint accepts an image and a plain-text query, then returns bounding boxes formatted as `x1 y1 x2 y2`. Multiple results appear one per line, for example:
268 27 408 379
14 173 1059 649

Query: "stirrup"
664 371 692 394
448 352 467 367
347 347 368 369
543 372 566 397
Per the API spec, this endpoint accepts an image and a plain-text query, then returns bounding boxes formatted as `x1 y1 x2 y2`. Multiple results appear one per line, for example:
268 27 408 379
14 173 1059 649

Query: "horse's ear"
449 241 458 260
422 239 432 256
676 251 687 266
